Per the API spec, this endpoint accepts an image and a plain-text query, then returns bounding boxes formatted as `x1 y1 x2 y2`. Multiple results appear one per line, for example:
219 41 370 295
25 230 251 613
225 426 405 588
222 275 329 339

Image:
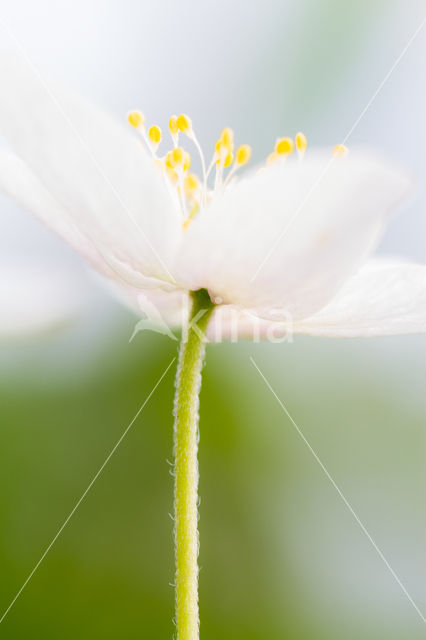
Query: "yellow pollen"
128 110 145 128
128 110 316 226
235 144 252 166
295 132 307 153
215 138 234 166
275 137 294 155
148 125 162 146
184 173 199 194
333 143 348 157
183 152 191 172
177 113 192 134
220 127 234 149
223 152 234 168
169 115 179 136
172 146 185 166
164 151 173 169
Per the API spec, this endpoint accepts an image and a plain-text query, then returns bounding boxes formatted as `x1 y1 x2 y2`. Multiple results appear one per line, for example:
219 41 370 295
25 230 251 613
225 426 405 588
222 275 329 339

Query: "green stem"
173 289 215 640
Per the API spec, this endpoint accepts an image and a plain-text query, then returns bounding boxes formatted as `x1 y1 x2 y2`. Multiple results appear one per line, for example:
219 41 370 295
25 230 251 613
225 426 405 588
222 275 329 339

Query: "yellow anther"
333 143 348 157
148 125 162 146
177 113 192 134
172 147 185 166
169 115 179 136
128 110 145 128
235 144 252 166
164 151 174 169
275 137 294 155
295 132 307 153
223 153 234 168
220 127 234 150
183 152 191 172
184 173 199 195
215 137 234 167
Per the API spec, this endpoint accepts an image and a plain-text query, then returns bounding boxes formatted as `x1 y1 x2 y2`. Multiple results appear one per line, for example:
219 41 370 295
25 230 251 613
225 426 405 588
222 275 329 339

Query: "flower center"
127 110 347 229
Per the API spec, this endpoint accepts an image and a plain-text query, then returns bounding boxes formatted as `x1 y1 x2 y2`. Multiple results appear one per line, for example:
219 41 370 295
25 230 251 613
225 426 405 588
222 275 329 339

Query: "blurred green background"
1 321 426 638
1 0 426 637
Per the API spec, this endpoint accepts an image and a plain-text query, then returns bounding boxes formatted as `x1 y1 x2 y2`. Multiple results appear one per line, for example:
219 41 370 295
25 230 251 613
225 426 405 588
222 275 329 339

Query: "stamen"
183 152 191 172
169 115 179 147
165 145 192 218
192 134 207 199
215 128 234 167
333 143 348 157
169 115 179 135
235 144 252 167
224 144 252 186
220 127 234 150
172 147 185 166
177 113 192 135
275 137 294 155
223 152 234 168
205 155 217 181
128 111 314 228
176 114 207 204
128 110 145 129
128 110 161 159
165 147 186 169
184 173 199 196
148 125 162 152
295 132 307 157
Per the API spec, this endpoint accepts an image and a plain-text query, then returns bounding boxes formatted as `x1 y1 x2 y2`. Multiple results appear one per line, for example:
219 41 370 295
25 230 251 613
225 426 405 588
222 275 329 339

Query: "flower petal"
0 150 109 273
0 151 175 290
175 151 412 317
294 259 426 337
0 51 181 285
116 286 294 343
107 259 426 342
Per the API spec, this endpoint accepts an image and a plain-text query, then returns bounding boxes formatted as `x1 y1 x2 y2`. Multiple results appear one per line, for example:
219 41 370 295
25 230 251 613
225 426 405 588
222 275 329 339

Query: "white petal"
109 259 426 342
106 281 189 328
0 51 181 284
115 286 294 343
0 151 175 290
0 259 87 337
294 259 426 337
0 150 110 274
175 151 412 317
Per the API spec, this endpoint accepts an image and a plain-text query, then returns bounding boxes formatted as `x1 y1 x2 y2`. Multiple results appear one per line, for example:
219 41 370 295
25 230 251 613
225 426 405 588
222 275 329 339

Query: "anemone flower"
1 52 426 640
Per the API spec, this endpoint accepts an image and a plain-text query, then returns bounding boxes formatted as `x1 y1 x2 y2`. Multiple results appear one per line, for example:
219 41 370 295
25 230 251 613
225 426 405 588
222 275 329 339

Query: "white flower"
0 52 425 340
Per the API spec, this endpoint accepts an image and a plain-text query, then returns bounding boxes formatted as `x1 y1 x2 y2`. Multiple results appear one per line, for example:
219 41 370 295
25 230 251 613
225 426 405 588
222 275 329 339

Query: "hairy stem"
173 289 215 640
